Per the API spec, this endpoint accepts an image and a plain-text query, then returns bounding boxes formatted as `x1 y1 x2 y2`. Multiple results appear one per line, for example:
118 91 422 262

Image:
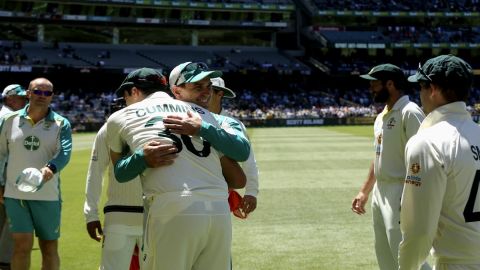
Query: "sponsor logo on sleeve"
405 163 422 187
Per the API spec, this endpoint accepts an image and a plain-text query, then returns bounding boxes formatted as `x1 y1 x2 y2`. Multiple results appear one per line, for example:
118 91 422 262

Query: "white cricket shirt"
373 95 425 182
399 102 480 268
84 123 143 228
107 92 227 199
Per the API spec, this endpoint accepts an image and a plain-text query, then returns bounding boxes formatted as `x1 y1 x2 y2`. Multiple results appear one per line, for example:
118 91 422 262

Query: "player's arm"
351 161 376 215
106 111 179 182
398 136 446 270
201 114 250 161
221 156 246 189
241 148 259 214
42 118 73 182
84 126 108 241
163 112 250 162
111 141 178 182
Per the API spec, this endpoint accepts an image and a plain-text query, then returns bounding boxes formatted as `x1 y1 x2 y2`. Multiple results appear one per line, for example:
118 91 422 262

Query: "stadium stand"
0 0 478 130
312 0 479 12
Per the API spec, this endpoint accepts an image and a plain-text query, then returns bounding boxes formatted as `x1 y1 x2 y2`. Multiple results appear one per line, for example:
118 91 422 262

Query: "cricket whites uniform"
220 109 259 198
371 95 425 270
400 102 480 270
107 92 249 270
0 106 71 238
84 123 143 270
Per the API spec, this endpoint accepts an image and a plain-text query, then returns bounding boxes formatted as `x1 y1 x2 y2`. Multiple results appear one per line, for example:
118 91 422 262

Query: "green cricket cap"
115 67 167 97
408 54 473 86
360 63 406 81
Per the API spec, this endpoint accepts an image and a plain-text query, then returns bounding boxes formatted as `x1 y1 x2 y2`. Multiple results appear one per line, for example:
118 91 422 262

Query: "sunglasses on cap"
417 63 433 83
174 62 209 86
32 89 53 97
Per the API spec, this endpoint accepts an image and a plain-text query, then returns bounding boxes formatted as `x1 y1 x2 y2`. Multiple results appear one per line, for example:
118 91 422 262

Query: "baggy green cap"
408 54 473 85
115 68 167 97
360 63 405 81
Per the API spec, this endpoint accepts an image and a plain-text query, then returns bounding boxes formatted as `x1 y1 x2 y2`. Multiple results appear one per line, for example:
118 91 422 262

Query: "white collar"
419 101 470 130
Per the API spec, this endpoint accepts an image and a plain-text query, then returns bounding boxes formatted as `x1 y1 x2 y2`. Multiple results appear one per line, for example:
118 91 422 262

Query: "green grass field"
29 126 379 270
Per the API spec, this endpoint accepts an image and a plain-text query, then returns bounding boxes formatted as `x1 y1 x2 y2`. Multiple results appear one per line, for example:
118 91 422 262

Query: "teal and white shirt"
107 92 250 198
373 95 425 182
0 106 72 201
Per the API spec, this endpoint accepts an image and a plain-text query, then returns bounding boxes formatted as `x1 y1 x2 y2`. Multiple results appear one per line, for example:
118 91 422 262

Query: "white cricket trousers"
143 193 231 270
100 224 142 270
371 181 431 270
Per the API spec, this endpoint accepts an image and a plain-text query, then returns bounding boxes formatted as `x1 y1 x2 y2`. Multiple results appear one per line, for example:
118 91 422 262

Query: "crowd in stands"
47 87 380 132
0 41 28 65
309 26 480 47
40 82 479 132
382 26 480 43
314 0 479 12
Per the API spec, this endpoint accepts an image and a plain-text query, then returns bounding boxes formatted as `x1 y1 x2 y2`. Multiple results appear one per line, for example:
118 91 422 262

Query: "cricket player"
351 64 428 270
84 116 145 270
0 78 72 270
209 77 259 217
107 66 248 270
0 84 28 268
399 55 480 270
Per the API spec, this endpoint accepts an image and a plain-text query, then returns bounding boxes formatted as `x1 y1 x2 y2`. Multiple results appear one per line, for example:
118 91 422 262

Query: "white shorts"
143 193 231 270
100 225 142 270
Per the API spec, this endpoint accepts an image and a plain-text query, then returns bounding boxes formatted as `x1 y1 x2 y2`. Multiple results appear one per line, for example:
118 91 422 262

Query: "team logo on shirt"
43 121 52 130
23 135 40 151
386 117 396 129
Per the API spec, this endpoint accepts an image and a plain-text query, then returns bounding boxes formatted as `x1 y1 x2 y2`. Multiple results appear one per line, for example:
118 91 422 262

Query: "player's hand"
143 140 178 168
241 195 257 215
86 220 103 242
40 166 54 183
163 111 202 136
351 192 369 215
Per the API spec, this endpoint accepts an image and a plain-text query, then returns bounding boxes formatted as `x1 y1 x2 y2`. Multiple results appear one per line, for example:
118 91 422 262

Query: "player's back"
428 117 480 264
108 92 226 199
